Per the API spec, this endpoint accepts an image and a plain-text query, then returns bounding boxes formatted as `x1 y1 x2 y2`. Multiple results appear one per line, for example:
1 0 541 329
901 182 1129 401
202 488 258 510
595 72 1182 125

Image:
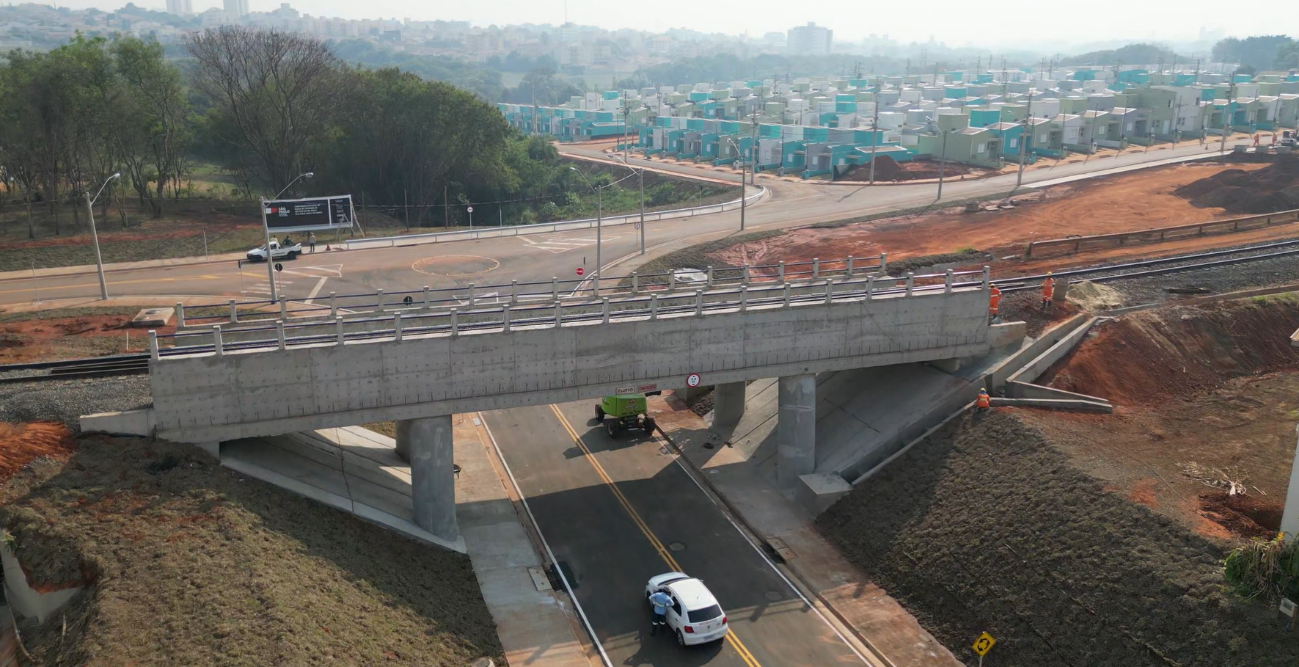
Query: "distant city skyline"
20 0 1298 52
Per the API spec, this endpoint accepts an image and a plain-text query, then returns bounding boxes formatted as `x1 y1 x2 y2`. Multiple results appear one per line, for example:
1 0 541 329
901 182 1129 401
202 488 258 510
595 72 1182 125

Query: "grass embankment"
817 411 1295 667
0 433 502 666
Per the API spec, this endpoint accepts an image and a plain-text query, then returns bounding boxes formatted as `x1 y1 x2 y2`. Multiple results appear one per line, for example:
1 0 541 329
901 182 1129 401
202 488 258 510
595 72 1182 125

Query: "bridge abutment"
712 381 747 427
777 374 817 489
399 415 459 543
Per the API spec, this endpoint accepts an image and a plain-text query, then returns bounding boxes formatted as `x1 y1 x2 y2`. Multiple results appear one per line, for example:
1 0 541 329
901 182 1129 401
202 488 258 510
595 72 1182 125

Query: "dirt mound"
1041 295 1299 406
818 411 1294 667
1066 280 1124 310
840 155 980 182
1175 156 1299 214
0 435 502 666
1199 492 1282 539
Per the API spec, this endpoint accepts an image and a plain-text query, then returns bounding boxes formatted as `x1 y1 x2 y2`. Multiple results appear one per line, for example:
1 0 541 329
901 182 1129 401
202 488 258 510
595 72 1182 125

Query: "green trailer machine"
594 392 660 437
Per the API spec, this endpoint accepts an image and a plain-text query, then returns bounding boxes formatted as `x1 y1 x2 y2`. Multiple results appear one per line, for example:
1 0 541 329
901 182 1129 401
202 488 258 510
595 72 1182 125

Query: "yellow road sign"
972 632 996 656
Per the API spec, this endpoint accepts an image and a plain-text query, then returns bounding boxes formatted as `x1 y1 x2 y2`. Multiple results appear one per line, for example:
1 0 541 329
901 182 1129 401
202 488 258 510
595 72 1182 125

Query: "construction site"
5 150 1299 667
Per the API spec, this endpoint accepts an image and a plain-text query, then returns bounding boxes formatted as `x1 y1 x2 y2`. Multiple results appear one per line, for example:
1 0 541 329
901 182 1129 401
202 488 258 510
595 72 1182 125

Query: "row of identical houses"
497 68 1299 179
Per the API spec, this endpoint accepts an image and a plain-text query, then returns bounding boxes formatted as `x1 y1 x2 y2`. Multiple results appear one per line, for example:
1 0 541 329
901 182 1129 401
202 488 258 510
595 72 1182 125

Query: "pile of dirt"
841 155 983 182
0 435 502 666
1040 295 1299 406
818 411 1294 667
1174 156 1299 214
1065 280 1125 310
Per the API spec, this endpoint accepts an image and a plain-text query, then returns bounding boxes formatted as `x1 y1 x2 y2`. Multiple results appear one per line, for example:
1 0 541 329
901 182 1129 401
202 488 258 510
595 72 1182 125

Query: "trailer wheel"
643 417 657 433
595 405 605 420
605 420 619 437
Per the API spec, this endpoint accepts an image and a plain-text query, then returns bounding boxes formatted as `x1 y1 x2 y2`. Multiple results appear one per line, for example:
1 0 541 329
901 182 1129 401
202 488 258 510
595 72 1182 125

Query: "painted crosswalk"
239 263 343 300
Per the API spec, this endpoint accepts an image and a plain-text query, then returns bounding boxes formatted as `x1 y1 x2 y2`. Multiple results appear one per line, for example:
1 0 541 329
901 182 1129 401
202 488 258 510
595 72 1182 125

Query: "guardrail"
1025 208 1299 257
149 266 990 360
340 186 767 251
174 253 892 330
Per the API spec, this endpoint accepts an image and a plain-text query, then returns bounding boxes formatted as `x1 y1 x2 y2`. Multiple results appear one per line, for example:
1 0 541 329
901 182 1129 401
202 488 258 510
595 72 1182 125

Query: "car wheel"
595 405 605 420
676 630 686 646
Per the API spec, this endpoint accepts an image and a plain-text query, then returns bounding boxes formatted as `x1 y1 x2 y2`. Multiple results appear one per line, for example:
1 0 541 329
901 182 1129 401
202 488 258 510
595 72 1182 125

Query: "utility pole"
936 128 951 200
1015 90 1033 191
1220 81 1235 155
443 185 449 227
869 76 882 184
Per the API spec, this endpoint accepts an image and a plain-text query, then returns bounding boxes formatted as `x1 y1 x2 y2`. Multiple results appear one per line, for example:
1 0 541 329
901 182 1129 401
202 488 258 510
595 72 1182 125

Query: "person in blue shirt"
648 590 672 635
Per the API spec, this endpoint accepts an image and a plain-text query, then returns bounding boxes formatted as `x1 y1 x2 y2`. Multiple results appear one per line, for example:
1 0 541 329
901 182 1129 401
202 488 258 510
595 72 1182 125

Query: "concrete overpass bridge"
140 256 994 546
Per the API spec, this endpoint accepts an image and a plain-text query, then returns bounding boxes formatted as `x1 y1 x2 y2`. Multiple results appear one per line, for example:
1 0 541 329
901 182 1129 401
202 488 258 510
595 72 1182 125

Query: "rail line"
5 235 1299 383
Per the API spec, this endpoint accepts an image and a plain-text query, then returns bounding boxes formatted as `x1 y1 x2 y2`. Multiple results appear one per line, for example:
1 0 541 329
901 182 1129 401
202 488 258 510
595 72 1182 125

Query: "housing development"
502 68 1299 178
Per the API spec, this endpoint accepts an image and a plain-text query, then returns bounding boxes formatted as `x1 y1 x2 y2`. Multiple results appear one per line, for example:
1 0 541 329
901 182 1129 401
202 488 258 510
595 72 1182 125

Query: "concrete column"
398 415 459 542
712 381 746 427
197 441 220 459
1282 424 1299 538
777 374 816 490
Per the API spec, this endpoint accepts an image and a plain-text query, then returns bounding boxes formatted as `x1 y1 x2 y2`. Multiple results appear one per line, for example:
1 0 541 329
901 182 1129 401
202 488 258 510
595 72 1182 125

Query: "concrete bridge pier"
397 416 459 543
712 381 747 427
777 374 817 490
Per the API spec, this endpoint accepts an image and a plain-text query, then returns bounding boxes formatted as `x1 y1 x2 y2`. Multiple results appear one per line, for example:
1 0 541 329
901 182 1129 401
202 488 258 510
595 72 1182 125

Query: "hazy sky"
43 0 1299 48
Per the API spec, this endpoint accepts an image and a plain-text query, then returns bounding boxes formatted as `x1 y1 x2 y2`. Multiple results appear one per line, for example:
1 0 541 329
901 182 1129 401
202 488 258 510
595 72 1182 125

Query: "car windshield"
687 605 722 623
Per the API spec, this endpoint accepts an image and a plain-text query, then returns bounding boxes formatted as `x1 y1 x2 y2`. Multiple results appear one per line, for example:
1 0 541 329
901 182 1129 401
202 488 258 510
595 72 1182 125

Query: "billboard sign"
263 195 354 232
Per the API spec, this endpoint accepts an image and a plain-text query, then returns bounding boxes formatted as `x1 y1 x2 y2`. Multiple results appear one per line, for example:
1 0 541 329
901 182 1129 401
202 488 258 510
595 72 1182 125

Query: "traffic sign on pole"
576 267 585 276
686 373 701 387
466 206 473 213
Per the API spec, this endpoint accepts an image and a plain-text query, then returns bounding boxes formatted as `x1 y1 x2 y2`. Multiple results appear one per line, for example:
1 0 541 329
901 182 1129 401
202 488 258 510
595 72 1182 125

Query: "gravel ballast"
0 375 151 429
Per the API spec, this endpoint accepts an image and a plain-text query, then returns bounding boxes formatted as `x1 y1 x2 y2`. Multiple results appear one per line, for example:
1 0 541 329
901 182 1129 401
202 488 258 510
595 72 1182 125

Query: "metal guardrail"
1025 208 1299 257
339 186 767 251
175 253 892 330
150 266 990 360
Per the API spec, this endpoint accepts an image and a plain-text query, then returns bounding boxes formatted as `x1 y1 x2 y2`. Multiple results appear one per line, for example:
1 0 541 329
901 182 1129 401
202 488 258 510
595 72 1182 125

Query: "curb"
652 424 898 667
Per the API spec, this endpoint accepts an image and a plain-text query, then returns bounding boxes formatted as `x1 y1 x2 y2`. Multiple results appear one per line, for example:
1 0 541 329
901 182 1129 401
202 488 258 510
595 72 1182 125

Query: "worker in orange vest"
1041 272 1055 311
976 388 991 412
988 284 1002 323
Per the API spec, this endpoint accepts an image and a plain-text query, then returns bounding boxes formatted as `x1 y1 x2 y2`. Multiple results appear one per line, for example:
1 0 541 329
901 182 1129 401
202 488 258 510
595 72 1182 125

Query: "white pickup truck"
245 240 302 262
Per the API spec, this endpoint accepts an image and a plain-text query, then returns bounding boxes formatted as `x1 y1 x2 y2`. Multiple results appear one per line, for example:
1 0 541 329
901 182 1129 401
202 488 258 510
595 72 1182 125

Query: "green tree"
1212 36 1296 72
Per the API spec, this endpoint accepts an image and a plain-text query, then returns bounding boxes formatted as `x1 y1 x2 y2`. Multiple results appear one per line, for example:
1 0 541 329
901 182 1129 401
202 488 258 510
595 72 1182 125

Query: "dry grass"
0 434 502 666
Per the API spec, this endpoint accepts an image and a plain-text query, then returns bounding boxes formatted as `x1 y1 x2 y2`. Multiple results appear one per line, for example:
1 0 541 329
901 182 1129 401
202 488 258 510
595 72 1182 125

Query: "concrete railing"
174 253 892 329
153 266 991 359
1025 208 1299 257
337 186 767 252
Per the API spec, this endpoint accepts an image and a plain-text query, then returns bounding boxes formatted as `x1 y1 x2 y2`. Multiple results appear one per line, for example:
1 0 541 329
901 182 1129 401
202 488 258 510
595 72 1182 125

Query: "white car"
644 572 729 646
245 240 302 262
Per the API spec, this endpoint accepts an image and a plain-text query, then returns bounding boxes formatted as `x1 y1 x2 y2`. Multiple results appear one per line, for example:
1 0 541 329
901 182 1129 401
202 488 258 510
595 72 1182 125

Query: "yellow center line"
547 404 762 667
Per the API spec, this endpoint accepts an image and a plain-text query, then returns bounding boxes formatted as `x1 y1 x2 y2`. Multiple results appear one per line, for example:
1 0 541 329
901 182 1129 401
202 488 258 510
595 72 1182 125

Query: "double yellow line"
548 404 761 667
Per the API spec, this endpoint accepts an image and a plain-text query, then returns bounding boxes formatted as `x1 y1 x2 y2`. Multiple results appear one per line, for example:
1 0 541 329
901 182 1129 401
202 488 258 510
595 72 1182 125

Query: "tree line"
0 27 614 237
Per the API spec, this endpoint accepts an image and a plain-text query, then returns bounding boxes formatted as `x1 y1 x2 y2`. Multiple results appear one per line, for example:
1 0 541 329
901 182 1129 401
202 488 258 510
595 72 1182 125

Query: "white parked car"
245 240 302 262
644 572 729 646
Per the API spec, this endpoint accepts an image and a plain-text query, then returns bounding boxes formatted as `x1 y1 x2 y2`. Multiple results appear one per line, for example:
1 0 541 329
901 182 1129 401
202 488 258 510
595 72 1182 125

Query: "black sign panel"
263 195 354 232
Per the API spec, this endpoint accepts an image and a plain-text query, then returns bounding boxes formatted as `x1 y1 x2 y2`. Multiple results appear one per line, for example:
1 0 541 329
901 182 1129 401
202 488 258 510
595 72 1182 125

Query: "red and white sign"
637 383 658 392
576 267 585 276
634 222 641 230
686 373 701 388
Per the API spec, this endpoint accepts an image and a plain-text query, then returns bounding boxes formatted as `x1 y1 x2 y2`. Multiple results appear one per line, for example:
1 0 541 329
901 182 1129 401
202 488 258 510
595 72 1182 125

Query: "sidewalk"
649 396 962 667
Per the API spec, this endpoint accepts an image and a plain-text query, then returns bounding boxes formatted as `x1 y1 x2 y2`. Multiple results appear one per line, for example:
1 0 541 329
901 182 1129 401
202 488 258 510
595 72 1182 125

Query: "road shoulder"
649 396 962 667
457 415 603 667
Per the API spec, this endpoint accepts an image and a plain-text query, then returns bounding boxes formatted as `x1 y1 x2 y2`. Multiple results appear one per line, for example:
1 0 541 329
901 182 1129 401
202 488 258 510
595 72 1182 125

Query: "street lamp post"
261 171 314 303
86 172 121 300
613 155 646 255
570 167 603 295
725 138 746 231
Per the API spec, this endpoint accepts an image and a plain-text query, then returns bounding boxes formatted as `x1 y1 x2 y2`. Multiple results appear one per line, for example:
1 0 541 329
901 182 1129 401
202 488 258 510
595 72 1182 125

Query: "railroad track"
0 354 149 384
992 237 1299 292
5 236 1299 383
